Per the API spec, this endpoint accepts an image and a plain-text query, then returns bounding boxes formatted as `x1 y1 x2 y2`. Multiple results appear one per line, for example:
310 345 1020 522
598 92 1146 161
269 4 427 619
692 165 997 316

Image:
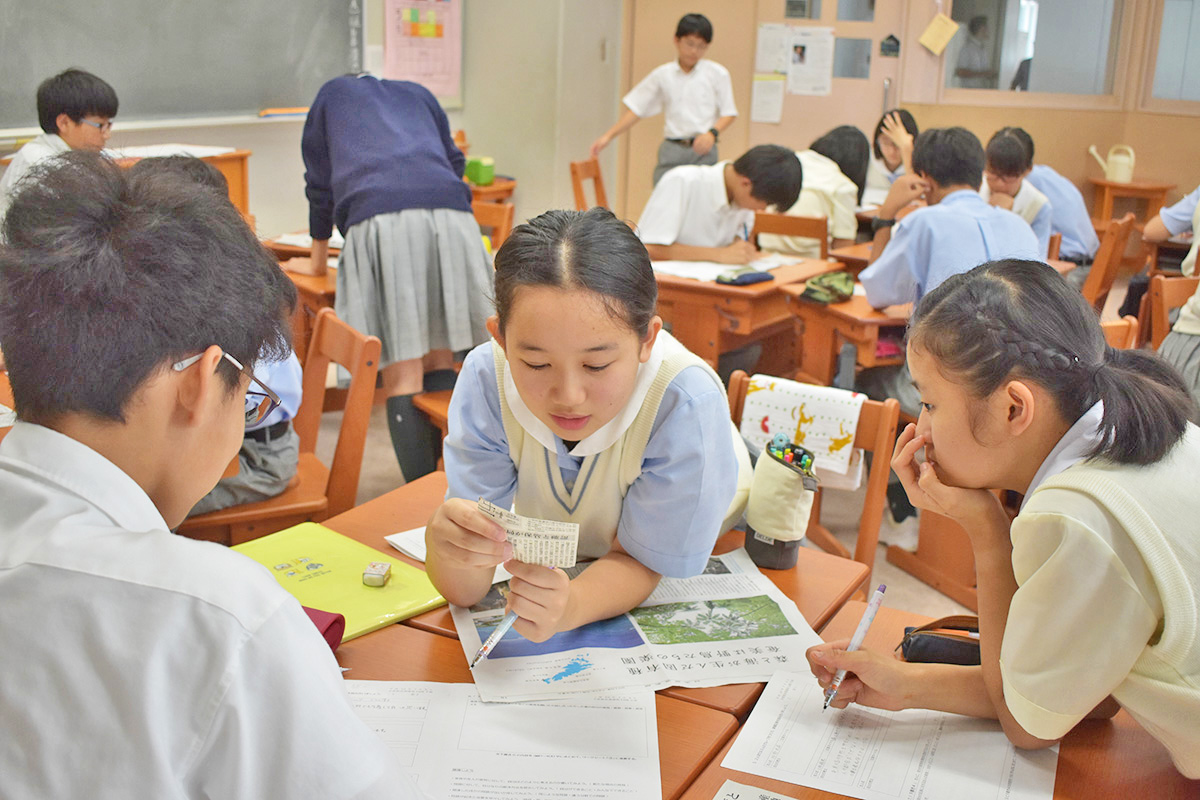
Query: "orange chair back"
472 201 515 251
749 212 829 259
570 159 609 211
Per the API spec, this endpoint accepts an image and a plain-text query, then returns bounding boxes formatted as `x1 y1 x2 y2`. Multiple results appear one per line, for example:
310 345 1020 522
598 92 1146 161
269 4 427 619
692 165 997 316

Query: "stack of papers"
105 144 236 159
273 229 346 250
652 253 801 282
346 681 661 799
454 548 822 702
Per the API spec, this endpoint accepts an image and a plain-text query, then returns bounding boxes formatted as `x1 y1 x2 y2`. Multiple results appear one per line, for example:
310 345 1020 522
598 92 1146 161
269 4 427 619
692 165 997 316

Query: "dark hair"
909 259 1195 465
675 13 713 42
969 15 988 35
872 108 919 161
494 207 657 337
985 128 1033 178
128 155 229 195
911 127 985 190
811 125 870 205
732 144 803 211
0 152 296 425
36 68 119 134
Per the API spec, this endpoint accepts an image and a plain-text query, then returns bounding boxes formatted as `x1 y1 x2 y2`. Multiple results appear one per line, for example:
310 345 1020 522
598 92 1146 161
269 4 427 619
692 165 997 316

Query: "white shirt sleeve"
623 67 665 118
712 66 738 118
1000 507 1158 741
636 172 689 247
184 601 427 799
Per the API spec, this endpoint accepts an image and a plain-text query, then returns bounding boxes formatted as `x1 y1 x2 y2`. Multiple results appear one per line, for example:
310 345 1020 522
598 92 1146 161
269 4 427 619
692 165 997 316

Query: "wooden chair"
1047 232 1061 260
727 370 900 588
1148 274 1200 349
749 212 829 259
1080 213 1136 312
453 129 469 156
178 308 381 546
569 158 609 211
1100 315 1139 349
472 200 515 251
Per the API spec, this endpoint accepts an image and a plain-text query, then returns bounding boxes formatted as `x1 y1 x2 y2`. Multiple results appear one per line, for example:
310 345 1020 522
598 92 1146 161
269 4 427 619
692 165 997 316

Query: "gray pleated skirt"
335 208 493 367
1159 330 1200 408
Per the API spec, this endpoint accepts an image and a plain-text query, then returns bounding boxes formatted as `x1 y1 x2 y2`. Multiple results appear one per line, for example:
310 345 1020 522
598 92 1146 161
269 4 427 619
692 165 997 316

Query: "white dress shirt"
623 59 737 140
0 422 425 799
636 162 753 249
0 133 71 218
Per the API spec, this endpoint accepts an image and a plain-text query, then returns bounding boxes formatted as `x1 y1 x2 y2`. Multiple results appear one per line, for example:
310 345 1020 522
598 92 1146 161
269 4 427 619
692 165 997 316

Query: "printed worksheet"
453 549 823 702
724 671 1059 800
345 681 660 800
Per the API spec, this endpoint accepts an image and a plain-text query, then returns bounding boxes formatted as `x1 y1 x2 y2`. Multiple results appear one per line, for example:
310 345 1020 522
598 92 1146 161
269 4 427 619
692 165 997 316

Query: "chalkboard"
0 0 363 129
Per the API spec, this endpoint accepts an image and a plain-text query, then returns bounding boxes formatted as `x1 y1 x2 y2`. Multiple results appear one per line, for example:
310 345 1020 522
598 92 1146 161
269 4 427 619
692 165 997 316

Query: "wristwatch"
709 127 720 141
870 216 896 232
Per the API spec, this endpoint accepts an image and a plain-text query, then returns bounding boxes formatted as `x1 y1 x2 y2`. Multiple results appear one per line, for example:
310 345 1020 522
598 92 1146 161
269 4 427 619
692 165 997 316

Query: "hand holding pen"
805 585 888 710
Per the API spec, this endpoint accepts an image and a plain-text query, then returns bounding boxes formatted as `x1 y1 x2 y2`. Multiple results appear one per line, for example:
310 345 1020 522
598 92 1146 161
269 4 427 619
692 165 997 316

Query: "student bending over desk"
808 261 1200 778
636 144 801 265
426 208 750 643
0 153 423 798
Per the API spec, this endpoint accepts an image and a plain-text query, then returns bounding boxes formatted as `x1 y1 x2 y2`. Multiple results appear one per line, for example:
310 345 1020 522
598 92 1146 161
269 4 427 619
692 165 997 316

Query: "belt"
245 419 291 444
1063 255 1093 267
666 137 696 146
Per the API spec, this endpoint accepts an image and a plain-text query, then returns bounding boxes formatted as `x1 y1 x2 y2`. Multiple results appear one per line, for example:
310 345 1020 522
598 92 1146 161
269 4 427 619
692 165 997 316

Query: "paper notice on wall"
751 75 786 123
756 23 792 74
787 27 834 95
918 13 960 55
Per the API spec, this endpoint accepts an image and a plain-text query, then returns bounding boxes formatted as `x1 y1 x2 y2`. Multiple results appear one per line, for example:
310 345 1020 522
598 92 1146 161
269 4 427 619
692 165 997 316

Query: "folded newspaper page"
476 498 579 568
452 548 823 702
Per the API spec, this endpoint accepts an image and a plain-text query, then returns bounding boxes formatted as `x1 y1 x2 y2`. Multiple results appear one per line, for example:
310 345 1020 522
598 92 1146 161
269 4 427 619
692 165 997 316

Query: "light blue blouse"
860 189 1042 308
1027 164 1101 261
443 342 739 578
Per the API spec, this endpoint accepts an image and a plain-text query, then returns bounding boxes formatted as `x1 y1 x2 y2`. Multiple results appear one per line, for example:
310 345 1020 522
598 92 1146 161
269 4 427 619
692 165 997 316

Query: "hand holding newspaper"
476 498 579 568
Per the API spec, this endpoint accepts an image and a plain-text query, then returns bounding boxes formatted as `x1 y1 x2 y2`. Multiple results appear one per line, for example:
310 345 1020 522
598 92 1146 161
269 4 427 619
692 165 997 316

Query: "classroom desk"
654 259 840 375
680 601 1200 799
468 176 517 202
781 285 910 387
279 258 337 367
828 241 873 272
321 471 871 721
1088 177 1176 224
336 619 739 800
264 237 341 262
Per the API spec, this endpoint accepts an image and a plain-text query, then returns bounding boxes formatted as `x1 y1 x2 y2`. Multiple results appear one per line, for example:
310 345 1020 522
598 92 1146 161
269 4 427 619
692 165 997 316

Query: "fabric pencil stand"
744 439 818 570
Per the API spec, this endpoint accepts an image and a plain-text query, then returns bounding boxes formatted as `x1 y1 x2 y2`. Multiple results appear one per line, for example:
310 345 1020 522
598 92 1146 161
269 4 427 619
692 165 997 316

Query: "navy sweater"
301 75 471 240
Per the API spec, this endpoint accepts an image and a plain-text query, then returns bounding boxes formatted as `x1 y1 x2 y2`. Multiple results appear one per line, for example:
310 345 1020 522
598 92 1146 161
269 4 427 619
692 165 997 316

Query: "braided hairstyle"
908 260 1196 465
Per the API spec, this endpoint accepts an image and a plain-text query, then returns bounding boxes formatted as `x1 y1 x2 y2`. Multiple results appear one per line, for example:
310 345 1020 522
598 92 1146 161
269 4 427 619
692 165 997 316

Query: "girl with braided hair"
806 259 1200 778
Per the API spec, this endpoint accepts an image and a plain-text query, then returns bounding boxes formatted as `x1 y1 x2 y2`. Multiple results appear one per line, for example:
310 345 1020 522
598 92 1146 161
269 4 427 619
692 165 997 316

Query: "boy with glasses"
0 68 118 218
0 152 423 798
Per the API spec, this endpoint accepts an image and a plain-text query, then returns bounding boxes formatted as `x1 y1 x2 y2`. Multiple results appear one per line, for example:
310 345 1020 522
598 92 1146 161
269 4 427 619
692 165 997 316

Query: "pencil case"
745 440 818 569
896 614 980 666
717 270 773 285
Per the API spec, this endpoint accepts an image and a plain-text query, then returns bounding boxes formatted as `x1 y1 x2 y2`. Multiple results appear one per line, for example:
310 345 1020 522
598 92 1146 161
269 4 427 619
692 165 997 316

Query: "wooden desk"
468 176 516 203
280 259 337 367
1088 177 1176 224
655 259 839 375
264 237 341 262
323 472 870 722
781 286 910 386
681 601 1200 799
338 621 738 800
828 242 872 272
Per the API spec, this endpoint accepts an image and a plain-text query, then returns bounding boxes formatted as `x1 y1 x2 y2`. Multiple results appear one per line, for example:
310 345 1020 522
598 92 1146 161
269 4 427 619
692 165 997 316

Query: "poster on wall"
383 0 463 108
787 27 834 96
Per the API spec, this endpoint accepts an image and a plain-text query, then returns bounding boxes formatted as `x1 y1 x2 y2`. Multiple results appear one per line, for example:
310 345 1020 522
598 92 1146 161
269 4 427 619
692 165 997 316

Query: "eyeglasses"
172 351 282 426
79 118 113 133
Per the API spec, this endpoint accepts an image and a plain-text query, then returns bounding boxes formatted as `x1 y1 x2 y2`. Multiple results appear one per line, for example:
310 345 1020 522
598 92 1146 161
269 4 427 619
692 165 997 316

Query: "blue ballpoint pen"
470 610 519 669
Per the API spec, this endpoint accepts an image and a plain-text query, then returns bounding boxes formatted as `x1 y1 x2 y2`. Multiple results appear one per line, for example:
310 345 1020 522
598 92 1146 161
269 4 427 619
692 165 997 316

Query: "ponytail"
910 260 1197 466
1091 346 1195 464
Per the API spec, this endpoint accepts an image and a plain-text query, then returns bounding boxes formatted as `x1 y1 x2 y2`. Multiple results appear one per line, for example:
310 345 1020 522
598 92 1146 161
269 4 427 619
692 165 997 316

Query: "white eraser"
362 561 391 587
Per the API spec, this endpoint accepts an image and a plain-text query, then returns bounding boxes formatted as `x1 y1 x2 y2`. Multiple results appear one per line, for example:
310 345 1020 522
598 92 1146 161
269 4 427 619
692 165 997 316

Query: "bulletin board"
383 0 464 108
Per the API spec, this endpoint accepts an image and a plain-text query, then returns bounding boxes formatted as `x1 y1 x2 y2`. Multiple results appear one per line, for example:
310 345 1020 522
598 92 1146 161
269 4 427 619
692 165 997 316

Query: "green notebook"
234 522 446 641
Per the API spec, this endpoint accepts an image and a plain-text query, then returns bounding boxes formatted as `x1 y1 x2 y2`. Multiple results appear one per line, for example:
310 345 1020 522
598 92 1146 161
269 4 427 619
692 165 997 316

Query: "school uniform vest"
1171 200 1200 336
492 331 749 561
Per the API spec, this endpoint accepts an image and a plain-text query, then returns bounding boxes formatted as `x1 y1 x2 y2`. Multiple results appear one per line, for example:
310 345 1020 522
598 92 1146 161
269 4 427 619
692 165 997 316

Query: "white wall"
1027 0 1116 94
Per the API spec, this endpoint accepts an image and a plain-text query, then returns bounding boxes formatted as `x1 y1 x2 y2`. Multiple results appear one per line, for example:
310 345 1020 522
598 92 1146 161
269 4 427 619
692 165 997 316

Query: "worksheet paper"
712 780 798 800
724 671 1059 800
345 681 660 800
652 254 801 283
454 548 823 703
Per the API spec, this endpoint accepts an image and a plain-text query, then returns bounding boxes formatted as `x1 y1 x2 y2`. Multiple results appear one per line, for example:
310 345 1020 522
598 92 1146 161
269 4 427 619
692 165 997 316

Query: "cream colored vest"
1170 200 1200 335
493 332 750 561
